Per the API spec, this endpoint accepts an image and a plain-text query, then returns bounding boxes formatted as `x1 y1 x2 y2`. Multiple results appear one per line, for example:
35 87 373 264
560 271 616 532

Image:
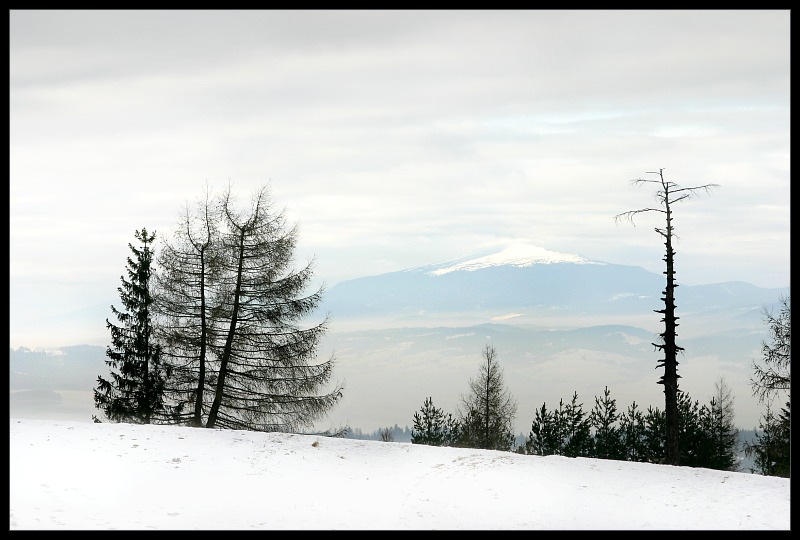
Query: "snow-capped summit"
321 241 785 327
426 243 601 276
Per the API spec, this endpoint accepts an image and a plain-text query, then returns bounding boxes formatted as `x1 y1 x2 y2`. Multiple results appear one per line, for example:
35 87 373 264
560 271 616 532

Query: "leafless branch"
614 208 665 226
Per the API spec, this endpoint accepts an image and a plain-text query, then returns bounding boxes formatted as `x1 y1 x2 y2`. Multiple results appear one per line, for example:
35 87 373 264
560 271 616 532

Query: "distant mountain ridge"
321 243 787 330
312 245 785 432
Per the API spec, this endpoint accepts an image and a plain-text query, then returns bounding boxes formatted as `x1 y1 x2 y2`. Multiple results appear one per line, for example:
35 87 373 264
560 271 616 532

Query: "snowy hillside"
9 418 791 530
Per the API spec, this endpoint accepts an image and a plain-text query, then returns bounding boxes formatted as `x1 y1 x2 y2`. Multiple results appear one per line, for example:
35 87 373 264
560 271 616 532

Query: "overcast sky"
10 10 790 349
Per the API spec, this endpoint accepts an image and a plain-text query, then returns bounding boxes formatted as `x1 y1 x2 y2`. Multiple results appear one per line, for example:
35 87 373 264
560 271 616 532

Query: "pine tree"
590 386 623 460
94 228 170 424
525 402 559 456
562 391 593 458
551 398 568 456
643 405 666 463
411 397 459 447
619 401 647 462
676 390 703 467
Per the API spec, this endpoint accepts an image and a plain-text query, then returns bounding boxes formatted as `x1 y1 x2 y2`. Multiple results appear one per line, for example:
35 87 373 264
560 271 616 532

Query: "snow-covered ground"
9 418 790 530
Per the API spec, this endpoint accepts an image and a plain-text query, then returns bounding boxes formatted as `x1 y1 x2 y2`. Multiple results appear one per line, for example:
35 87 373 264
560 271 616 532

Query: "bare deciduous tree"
458 344 517 451
156 186 221 427
204 184 344 431
750 294 790 404
157 183 344 432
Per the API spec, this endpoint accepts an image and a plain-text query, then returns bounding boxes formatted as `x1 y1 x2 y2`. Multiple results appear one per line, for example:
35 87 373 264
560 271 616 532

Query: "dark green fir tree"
94 228 170 424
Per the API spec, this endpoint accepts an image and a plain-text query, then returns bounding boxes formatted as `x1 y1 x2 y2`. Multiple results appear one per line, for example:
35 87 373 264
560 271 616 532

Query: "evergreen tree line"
412 381 740 472
521 384 739 471
412 292 790 477
94 184 344 433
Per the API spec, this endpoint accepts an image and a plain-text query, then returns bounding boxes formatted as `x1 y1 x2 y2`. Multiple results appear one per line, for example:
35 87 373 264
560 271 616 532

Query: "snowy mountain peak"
425 243 602 276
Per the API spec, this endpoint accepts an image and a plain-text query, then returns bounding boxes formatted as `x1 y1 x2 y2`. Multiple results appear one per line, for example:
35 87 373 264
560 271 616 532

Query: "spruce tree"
94 228 169 424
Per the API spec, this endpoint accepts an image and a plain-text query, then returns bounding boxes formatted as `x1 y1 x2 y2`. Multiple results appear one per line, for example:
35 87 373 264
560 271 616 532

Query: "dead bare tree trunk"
615 168 718 465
